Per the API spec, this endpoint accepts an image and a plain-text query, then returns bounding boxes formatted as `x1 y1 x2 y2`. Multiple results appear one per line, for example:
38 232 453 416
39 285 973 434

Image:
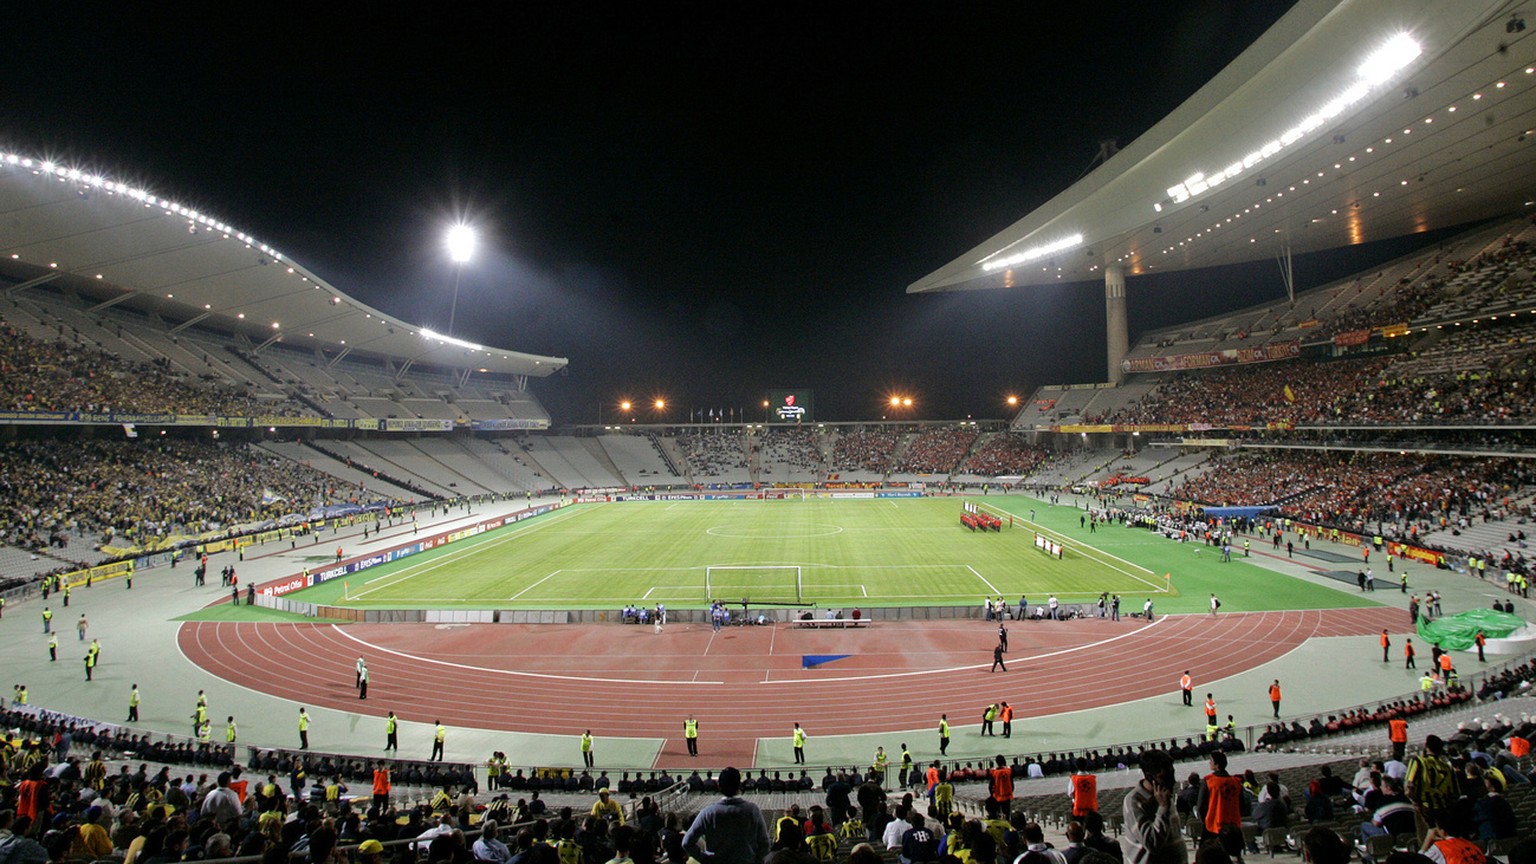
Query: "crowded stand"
0 657 1529 864
0 317 302 418
892 428 978 475
1168 450 1536 547
754 429 823 479
956 435 1049 478
831 428 900 474
676 431 749 477
0 439 387 557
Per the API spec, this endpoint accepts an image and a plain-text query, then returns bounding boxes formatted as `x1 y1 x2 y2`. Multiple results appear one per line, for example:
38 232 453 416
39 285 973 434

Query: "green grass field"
272 496 1380 614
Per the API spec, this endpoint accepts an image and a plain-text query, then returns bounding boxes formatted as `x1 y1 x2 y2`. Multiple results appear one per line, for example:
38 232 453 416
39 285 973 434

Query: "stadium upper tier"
0 147 567 384
0 280 552 427
1017 216 1536 430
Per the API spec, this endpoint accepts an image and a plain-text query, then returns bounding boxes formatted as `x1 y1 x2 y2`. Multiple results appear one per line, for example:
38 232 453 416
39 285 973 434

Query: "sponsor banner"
830 492 875 499
1120 340 1300 374
1389 542 1444 566
1380 322 1412 338
1055 424 1114 434
875 491 922 498
1333 329 1370 346
468 418 550 430
253 504 559 598
380 418 452 432
574 496 611 504
263 573 312 597
61 559 134 589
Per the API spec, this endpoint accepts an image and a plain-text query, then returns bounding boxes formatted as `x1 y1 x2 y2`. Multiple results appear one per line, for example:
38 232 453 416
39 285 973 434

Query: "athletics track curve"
178 607 1405 768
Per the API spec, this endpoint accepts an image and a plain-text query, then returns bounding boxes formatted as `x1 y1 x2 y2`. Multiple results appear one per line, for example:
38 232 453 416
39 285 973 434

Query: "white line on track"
331 625 724 686
761 617 1161 684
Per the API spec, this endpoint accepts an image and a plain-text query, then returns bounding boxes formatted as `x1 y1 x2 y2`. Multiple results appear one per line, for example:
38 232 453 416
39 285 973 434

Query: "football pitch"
299 497 1171 610
269 496 1377 615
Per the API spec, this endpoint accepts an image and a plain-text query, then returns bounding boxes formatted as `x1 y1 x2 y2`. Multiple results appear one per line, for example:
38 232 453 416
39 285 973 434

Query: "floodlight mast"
445 224 476 336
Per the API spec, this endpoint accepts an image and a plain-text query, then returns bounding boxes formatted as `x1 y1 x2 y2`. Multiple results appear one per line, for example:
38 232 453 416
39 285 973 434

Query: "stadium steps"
515 439 584 491
453 437 543 493
301 440 444 500
347 440 465 497
647 434 684 478
257 441 406 498
596 435 677 485
579 437 628 486
405 439 499 496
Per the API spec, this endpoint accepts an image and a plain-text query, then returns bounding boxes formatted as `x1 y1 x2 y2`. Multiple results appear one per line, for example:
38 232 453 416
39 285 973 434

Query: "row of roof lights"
980 233 1084 272
0 149 535 363
1152 63 1536 258
982 33 1422 280
1 153 284 260
1158 33 1423 212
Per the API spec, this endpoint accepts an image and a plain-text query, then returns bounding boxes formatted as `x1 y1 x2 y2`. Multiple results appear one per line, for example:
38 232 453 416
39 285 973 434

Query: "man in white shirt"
882 804 913 850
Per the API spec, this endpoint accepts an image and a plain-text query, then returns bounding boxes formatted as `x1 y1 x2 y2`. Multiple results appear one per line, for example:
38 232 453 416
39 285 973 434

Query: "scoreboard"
765 390 814 423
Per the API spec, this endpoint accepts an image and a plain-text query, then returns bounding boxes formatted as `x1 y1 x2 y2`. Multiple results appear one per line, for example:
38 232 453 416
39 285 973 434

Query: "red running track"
178 607 1405 767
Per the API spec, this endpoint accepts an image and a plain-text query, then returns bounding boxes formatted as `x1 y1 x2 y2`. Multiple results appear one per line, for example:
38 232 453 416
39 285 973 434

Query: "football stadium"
3 2 1536 863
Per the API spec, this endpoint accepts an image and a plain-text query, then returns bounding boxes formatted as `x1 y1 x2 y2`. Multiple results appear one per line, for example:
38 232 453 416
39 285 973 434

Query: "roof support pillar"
1105 264 1128 385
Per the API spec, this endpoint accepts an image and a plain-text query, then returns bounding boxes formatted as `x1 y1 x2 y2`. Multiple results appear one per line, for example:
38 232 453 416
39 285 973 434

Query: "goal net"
705 565 803 604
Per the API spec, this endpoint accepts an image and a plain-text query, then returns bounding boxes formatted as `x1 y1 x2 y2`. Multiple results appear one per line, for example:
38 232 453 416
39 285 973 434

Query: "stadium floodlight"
446 224 476 263
444 223 477 336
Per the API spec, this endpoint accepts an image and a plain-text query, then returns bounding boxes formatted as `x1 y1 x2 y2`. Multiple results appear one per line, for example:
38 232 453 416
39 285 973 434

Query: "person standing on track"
999 702 1014 739
1180 672 1192 707
430 720 446 761
1381 629 1391 663
1209 594 1220 616
938 715 950 755
298 707 310 750
581 730 594 766
385 711 398 752
127 685 139 722
793 723 806 764
358 664 369 700
998 623 1008 652
1405 638 1416 669
1268 680 1282 719
685 715 700 757
991 643 1007 672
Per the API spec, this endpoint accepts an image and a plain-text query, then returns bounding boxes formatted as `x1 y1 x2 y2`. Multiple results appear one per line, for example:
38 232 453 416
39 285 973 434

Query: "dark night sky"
6 1 1432 423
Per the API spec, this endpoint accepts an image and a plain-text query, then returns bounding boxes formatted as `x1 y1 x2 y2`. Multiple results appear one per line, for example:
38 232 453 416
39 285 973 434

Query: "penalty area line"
966 564 1001 595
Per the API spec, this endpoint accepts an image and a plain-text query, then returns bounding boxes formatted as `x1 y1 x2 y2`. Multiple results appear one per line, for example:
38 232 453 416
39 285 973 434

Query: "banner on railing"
1120 340 1300 374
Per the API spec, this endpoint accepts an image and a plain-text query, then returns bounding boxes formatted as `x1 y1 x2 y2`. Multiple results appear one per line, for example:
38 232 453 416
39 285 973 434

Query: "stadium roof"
0 151 568 378
911 0 1536 294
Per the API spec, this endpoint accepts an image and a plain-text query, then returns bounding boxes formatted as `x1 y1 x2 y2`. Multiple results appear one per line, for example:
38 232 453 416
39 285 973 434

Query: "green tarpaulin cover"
1417 608 1527 650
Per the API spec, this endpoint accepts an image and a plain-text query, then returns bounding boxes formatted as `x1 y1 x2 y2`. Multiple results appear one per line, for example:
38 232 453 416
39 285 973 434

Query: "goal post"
704 565 803 604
